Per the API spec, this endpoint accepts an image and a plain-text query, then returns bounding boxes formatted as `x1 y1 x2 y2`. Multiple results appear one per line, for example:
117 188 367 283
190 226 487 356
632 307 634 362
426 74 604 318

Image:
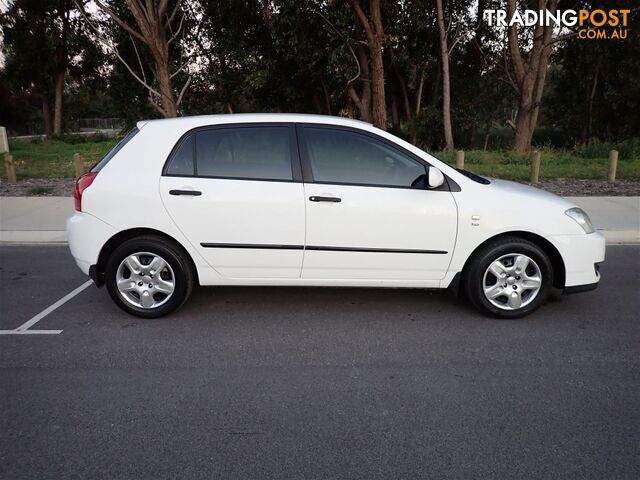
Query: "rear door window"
196 127 293 181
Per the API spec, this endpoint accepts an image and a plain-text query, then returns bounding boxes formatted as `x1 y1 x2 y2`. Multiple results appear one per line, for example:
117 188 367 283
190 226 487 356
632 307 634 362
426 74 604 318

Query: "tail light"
74 172 98 211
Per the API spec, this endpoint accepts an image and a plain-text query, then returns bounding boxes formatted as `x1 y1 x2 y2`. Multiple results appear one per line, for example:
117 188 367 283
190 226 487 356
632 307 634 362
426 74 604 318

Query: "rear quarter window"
91 127 140 172
165 135 195 176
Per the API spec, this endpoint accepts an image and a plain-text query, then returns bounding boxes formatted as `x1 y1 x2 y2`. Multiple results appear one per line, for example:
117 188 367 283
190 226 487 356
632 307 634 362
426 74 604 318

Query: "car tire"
105 236 195 318
464 237 553 319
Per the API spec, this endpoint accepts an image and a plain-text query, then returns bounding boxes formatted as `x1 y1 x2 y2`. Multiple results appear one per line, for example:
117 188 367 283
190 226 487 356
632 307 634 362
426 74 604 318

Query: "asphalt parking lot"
1 244 639 479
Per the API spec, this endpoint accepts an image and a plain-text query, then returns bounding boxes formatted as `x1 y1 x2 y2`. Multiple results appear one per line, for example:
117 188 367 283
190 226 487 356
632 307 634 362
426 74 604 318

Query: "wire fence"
72 118 124 131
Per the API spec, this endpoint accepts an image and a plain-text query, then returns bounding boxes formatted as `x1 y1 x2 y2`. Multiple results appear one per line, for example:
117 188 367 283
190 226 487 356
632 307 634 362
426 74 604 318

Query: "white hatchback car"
67 114 605 318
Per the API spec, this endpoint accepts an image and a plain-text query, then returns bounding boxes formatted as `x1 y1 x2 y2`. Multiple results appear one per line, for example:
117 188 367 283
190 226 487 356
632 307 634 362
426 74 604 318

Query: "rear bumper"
66 212 115 277
548 231 606 289
563 281 599 295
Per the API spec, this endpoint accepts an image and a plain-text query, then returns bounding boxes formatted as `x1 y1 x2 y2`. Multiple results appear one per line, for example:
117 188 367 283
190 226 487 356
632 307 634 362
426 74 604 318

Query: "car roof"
134 113 468 185
137 113 372 131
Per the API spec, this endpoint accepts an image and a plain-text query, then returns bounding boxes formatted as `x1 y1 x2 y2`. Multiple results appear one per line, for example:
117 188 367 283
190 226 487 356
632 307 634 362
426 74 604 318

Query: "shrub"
29 186 53 195
50 132 112 144
575 138 640 160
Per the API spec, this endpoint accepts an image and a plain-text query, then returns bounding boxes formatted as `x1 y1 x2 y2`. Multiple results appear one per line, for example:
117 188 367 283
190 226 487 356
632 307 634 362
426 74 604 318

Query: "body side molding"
200 243 447 254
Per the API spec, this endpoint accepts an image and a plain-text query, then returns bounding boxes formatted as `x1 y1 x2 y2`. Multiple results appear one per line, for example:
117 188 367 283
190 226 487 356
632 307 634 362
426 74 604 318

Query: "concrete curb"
0 231 68 243
600 230 640 244
1 195 639 244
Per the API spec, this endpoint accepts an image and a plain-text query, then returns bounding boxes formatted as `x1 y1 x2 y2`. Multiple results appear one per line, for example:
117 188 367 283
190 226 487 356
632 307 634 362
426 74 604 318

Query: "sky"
0 0 8 67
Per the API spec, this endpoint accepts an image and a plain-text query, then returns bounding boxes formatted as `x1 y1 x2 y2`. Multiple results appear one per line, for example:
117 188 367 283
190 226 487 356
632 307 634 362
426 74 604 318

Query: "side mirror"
428 167 445 189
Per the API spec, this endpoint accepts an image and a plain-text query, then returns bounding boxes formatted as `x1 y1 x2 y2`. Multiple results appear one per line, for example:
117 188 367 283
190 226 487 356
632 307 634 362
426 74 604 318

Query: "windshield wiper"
455 168 490 185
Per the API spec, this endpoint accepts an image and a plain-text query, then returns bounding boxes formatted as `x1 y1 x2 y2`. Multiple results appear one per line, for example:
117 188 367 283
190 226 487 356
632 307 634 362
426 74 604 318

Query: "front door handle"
169 189 202 196
309 196 341 203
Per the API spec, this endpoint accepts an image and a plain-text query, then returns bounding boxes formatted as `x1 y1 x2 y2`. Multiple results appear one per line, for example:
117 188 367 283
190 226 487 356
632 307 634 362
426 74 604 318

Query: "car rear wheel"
105 236 194 318
464 237 553 319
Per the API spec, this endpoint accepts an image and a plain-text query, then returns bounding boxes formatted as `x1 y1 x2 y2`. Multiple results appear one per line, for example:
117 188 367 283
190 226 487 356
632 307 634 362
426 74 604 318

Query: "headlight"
565 207 595 234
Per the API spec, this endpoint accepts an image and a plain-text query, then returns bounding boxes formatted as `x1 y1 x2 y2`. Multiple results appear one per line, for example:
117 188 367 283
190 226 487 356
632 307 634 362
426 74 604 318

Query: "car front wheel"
105 236 194 318
464 237 553 318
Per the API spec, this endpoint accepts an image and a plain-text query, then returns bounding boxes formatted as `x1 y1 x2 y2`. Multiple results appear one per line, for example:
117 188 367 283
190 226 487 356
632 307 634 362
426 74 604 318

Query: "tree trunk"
320 76 332 115
42 96 53 137
414 66 425 117
53 0 70 136
510 62 551 153
348 84 371 123
390 48 411 121
507 0 558 153
391 94 400 132
155 58 178 117
369 41 386 129
312 92 322 113
430 63 441 107
582 54 602 145
512 111 534 152
436 0 454 151
53 71 65 135
348 20 372 122
93 0 187 119
512 39 552 153
410 66 426 145
350 0 386 130
368 0 386 130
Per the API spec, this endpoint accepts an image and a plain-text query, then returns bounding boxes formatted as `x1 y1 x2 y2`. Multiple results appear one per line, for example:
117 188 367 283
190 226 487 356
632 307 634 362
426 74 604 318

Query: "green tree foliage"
0 0 102 134
545 6 640 146
1 0 638 151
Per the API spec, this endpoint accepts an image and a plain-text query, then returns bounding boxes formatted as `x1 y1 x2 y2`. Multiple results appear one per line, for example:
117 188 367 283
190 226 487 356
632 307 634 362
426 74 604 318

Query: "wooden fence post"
530 150 541 184
73 153 85 179
455 150 464 169
0 126 9 154
4 153 17 184
607 150 618 184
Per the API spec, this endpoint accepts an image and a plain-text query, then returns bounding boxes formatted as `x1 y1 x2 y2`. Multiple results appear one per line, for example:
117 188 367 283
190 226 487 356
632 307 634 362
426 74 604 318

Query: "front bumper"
548 231 606 290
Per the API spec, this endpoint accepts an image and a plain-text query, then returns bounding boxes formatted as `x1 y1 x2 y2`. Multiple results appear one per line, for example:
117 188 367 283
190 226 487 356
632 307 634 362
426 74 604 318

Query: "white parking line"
0 280 93 335
0 330 65 335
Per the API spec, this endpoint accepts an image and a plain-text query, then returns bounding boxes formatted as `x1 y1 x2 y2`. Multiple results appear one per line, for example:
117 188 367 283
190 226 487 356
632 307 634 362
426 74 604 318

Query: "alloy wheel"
116 252 175 309
482 253 542 311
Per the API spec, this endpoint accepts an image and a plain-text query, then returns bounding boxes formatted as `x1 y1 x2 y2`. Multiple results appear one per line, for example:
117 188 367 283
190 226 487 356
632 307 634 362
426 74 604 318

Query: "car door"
298 125 458 281
160 124 306 278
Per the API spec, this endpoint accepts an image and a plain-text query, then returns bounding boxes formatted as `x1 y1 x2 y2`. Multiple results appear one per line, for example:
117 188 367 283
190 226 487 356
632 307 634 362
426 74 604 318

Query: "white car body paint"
67 113 605 292
160 177 306 278
301 183 457 281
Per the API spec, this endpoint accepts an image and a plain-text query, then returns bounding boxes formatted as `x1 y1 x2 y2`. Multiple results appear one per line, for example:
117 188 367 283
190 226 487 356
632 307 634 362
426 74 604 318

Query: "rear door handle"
169 189 202 196
309 196 341 203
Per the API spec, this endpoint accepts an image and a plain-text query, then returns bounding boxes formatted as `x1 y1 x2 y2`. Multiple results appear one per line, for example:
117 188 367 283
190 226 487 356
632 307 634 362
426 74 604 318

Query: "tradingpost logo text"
483 8 631 40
